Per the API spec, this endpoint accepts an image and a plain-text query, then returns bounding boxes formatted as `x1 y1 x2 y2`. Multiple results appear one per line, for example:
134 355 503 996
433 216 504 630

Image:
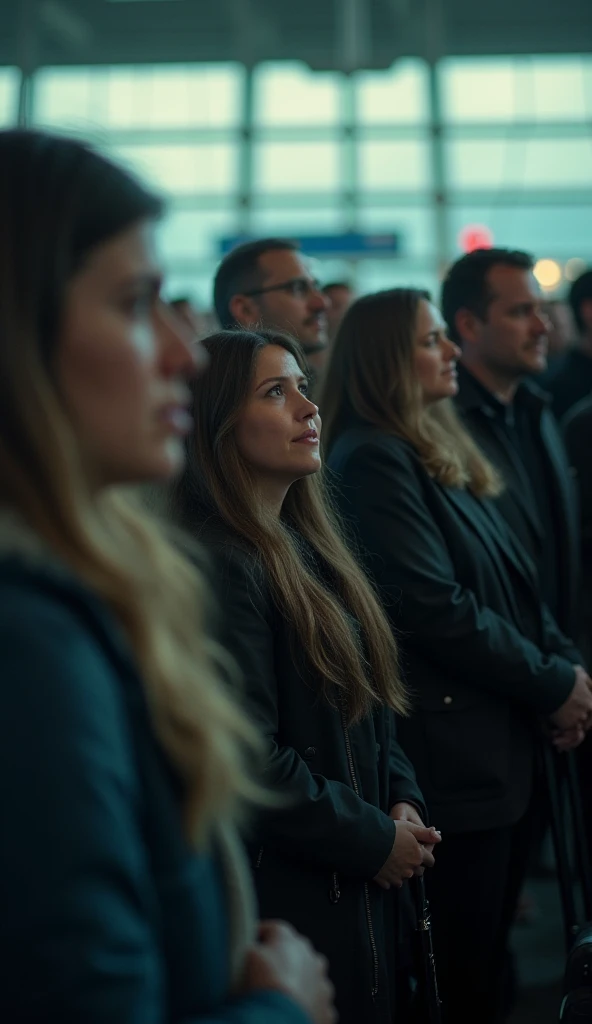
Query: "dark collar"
456 363 550 422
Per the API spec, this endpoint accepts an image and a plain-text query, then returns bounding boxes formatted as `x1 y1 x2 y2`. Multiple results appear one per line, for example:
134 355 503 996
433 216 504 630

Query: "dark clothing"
0 553 308 1024
545 347 592 420
198 520 427 1024
426 807 533 1024
563 396 592 856
326 426 576 833
326 426 579 1023
456 363 580 638
564 394 592 625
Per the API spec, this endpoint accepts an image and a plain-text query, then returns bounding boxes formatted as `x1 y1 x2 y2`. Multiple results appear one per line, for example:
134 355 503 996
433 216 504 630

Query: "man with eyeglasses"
213 238 329 373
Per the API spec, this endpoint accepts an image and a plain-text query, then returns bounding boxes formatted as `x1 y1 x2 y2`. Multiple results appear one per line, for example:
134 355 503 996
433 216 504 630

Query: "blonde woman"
169 328 440 1024
0 129 335 1024
321 288 592 1024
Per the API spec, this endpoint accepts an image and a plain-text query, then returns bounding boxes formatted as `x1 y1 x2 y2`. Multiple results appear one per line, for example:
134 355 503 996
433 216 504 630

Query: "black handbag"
541 744 592 1021
410 874 443 1024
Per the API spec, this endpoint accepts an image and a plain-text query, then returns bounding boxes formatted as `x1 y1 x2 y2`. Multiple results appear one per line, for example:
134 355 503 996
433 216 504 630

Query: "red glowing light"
458 224 494 253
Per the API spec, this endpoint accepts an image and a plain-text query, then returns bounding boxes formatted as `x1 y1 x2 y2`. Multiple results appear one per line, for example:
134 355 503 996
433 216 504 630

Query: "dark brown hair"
170 328 407 724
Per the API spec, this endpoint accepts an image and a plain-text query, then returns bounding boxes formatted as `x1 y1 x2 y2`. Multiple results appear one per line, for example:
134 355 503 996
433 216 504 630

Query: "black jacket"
564 395 592 655
455 364 580 637
198 520 427 1024
0 551 308 1024
545 348 592 420
327 427 578 834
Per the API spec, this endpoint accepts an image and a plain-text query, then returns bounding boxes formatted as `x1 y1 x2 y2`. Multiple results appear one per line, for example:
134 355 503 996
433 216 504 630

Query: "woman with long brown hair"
321 288 592 1023
169 328 440 1024
0 129 336 1024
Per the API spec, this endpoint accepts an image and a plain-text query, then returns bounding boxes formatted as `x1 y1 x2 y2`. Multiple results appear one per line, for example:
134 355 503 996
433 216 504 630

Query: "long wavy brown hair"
320 288 501 497
0 130 261 846
169 329 407 725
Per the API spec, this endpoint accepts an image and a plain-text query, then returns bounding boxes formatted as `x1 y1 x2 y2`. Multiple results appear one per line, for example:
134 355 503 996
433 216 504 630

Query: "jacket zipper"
255 846 264 869
341 711 380 1001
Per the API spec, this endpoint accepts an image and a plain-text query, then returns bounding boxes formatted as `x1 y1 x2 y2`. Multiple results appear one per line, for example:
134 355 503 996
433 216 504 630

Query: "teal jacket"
0 549 310 1024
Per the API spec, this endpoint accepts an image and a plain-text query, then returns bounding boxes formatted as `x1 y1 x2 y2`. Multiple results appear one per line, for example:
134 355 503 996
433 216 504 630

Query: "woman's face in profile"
413 299 461 406
57 220 204 490
235 344 322 488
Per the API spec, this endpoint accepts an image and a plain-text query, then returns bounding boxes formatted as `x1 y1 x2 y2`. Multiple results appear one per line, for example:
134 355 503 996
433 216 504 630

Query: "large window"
4 54 587 306
0 68 18 126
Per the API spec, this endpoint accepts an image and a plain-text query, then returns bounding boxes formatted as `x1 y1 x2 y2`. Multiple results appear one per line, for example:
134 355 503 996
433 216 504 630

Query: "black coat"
0 552 308 1024
327 426 578 835
564 395 592 658
545 348 592 421
199 521 427 1024
455 364 580 637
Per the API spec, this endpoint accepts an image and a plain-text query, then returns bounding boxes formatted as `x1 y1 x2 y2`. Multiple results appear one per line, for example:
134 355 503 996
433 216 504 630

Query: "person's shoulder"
327 425 419 476
0 554 108 639
563 393 592 434
196 518 269 613
198 518 260 572
0 557 140 753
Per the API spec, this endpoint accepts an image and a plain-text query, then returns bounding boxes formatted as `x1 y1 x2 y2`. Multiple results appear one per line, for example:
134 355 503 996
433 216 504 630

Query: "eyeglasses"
243 277 322 300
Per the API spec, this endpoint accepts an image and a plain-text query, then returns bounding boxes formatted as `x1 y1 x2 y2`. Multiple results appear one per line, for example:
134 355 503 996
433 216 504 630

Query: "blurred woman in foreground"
0 129 334 1024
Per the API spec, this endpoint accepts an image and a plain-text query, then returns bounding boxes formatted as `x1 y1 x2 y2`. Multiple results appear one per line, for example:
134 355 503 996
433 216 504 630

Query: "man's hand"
549 666 592 736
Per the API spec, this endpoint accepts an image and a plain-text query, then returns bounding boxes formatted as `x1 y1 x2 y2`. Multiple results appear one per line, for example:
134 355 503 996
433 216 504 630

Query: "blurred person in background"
322 282 355 345
169 328 439 1024
213 238 329 376
169 295 206 338
536 298 576 389
0 129 336 1024
443 248 579 642
546 269 592 418
321 287 592 1024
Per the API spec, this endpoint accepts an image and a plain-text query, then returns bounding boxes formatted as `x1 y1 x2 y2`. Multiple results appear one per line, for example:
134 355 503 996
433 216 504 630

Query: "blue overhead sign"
219 232 401 258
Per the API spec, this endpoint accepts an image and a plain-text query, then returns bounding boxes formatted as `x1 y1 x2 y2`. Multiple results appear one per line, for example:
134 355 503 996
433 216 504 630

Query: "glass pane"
105 65 242 128
441 56 592 123
249 203 347 234
356 259 438 297
253 141 342 192
114 143 238 195
358 140 431 190
357 205 435 257
158 208 238 261
356 60 429 125
449 206 592 262
446 138 592 188
33 68 100 127
33 64 242 129
164 270 218 310
255 62 342 126
0 68 19 126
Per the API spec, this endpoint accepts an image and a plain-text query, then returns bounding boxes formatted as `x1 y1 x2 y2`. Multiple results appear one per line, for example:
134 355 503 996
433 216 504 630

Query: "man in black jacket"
442 247 580 641
442 248 592 900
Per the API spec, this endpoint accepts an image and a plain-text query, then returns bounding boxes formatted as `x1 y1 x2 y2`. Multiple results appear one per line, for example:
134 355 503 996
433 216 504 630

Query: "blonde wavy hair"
0 130 260 846
169 330 408 726
320 287 502 498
